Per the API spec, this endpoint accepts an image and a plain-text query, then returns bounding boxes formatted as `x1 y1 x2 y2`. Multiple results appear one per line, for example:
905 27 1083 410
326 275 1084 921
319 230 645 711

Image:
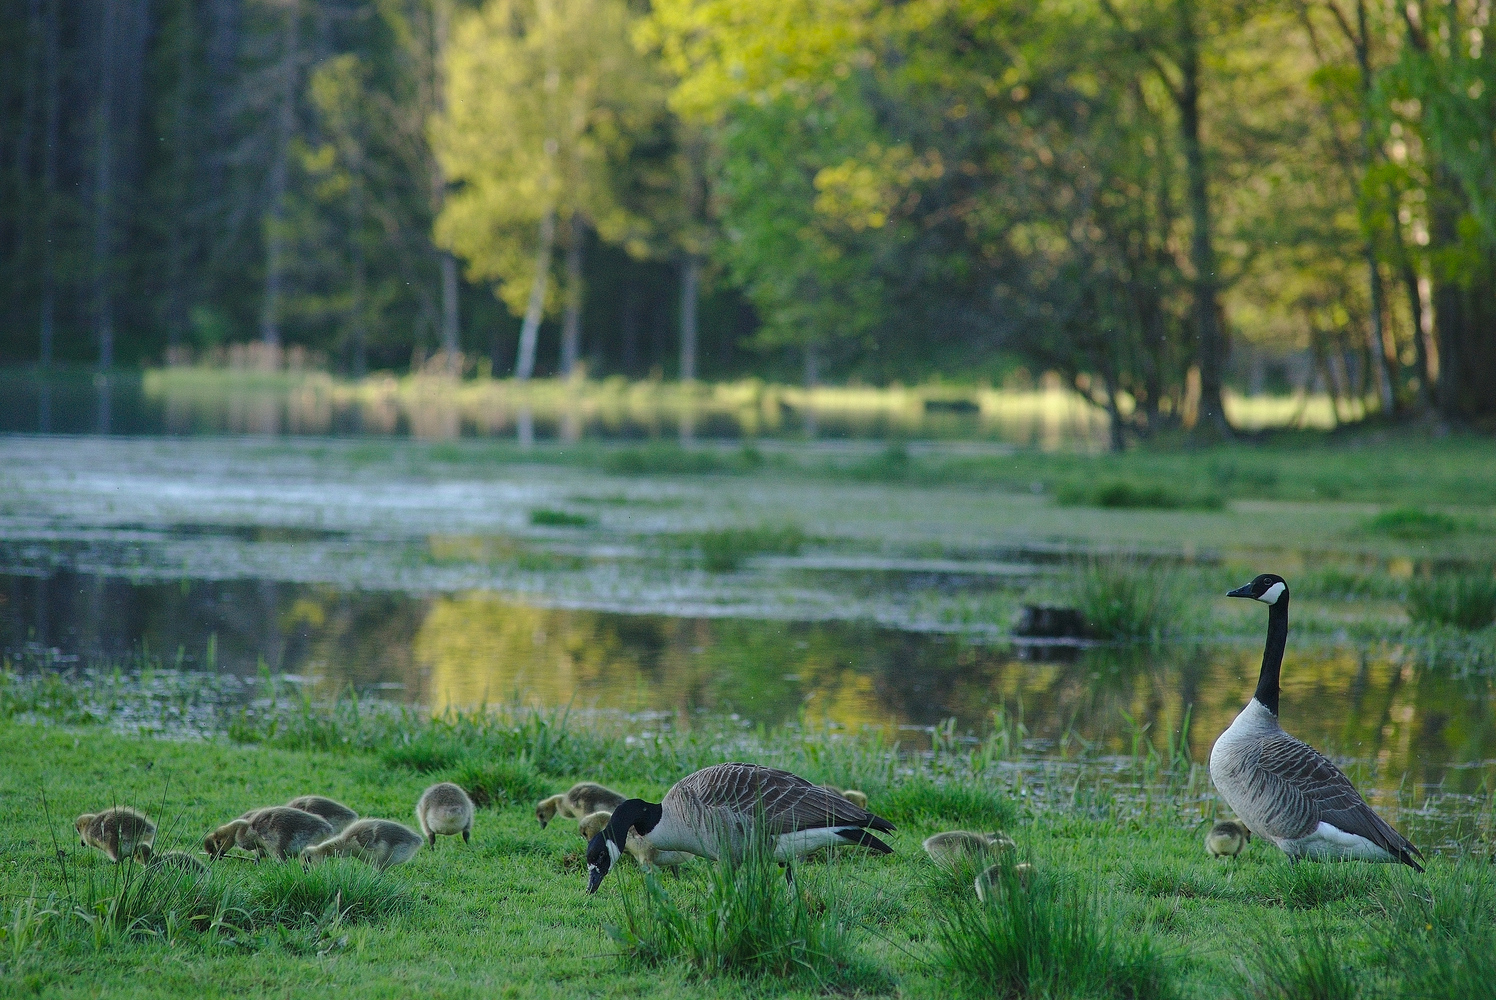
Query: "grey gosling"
286 795 359 834
1213 574 1423 869
303 819 424 870
922 830 1016 868
204 806 334 861
150 850 209 875
76 807 156 863
586 762 895 894
536 782 626 829
577 810 690 872
416 782 475 846
974 862 1034 901
1205 820 1252 858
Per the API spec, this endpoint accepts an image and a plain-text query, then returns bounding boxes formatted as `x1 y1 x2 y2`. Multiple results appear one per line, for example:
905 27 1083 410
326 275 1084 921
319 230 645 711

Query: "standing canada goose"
585 762 895 894
303 819 424 870
286 795 358 834
75 807 155 863
536 782 626 829
922 830 1015 868
416 782 474 846
1205 820 1251 858
577 810 691 871
203 806 333 861
974 861 1034 901
1210 574 1424 870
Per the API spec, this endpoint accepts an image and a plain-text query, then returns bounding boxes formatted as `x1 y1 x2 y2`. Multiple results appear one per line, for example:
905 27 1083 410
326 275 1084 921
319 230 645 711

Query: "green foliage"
446 758 549 810
1362 508 1460 540
608 830 879 989
1055 480 1223 511
1258 861 1384 910
1376 863 1496 1000
877 779 1015 830
1070 559 1184 642
249 859 410 927
1407 574 1496 630
528 508 594 528
601 444 764 475
1235 920 1361 1000
691 524 807 572
933 860 1176 999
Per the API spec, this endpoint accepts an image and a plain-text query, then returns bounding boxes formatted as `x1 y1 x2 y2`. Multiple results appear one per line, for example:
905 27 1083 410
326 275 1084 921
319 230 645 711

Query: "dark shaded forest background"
1 0 1493 436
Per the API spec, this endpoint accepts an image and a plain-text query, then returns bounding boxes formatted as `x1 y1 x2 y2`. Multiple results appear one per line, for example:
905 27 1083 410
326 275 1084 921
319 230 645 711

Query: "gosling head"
75 813 94 847
584 799 660 894
1227 574 1288 606
577 811 612 839
536 795 564 829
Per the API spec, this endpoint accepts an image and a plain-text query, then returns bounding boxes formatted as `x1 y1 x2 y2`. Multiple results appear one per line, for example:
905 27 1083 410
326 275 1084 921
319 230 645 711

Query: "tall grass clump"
249 859 409 926
1407 574 1496 630
1362 507 1459 540
608 829 881 990
691 524 807 572
1257 860 1385 910
446 757 548 809
878 777 1015 829
1235 920 1361 1000
933 860 1175 999
1376 862 1496 1000
1055 479 1221 511
1070 559 1184 642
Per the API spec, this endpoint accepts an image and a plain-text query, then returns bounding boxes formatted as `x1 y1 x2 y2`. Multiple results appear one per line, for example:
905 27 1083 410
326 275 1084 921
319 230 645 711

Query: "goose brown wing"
1255 733 1424 869
672 763 895 833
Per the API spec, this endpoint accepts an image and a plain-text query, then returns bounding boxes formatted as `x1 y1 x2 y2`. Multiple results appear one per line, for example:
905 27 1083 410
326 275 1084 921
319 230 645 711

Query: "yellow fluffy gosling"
204 806 334 861
819 786 870 810
75 807 155 863
576 810 690 872
974 862 1034 902
303 819 424 870
535 782 626 829
922 830 1016 869
1205 819 1252 858
286 795 358 834
416 782 474 847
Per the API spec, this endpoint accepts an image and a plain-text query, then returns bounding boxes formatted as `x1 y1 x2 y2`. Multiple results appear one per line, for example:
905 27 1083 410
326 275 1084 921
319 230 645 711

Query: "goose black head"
585 798 661 894
1227 574 1288 606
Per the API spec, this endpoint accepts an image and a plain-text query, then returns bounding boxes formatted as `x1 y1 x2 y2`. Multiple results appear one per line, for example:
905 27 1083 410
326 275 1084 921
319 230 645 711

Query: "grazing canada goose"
577 810 690 872
203 806 333 861
974 861 1034 901
302 819 424 870
416 782 474 847
150 849 209 875
585 762 895 893
1211 574 1424 870
922 830 1015 868
536 782 627 829
1205 820 1252 858
286 795 358 834
75 807 156 863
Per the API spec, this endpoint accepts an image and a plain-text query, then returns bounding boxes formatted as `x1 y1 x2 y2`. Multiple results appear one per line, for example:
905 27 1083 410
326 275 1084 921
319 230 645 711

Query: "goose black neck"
1254 596 1288 716
608 799 662 848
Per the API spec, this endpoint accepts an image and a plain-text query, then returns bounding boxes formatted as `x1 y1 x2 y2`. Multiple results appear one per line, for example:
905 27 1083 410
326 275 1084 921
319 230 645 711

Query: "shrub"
447 758 548 809
878 778 1015 829
933 860 1175 999
1070 559 1183 642
608 829 881 990
1407 574 1496 630
529 508 593 528
1363 507 1459 540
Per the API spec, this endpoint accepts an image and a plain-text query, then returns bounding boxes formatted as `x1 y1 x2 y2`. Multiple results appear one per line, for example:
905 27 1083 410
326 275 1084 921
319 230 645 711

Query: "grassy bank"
0 705 1487 999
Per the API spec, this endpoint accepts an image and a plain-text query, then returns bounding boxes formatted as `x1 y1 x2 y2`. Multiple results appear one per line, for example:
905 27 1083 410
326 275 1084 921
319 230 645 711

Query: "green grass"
686 524 808 572
1056 479 1223 511
1070 558 1186 641
529 507 594 528
1361 507 1461 540
1407 574 1496 630
602 443 765 476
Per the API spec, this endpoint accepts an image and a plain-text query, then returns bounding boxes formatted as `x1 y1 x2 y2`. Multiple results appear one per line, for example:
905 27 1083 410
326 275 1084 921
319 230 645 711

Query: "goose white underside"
772 827 868 860
1278 822 1396 863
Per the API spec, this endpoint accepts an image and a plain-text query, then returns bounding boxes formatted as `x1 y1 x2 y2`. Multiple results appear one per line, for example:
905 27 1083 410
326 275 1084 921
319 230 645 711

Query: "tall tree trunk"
1347 0 1395 413
38 0 59 368
1429 165 1464 421
514 209 555 380
621 280 639 376
432 0 459 366
92 0 119 369
1175 0 1229 436
679 256 699 381
11 0 43 272
440 254 459 359
164 0 196 354
560 213 584 376
260 1 299 351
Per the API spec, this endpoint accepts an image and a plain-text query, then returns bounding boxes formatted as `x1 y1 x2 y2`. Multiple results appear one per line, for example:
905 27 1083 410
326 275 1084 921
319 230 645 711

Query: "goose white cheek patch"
606 840 621 865
1257 582 1286 605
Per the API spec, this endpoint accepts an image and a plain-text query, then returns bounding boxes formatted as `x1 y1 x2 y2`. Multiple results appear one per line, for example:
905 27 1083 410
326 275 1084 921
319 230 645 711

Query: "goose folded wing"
1256 734 1423 866
682 763 894 833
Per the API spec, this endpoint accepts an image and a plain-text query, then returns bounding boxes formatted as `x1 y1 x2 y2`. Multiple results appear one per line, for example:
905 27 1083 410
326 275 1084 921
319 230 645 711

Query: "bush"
608 829 882 989
878 778 1015 829
933 860 1175 999
1056 479 1222 511
1363 507 1459 540
1407 574 1496 630
1070 559 1184 641
529 508 593 528
446 758 548 809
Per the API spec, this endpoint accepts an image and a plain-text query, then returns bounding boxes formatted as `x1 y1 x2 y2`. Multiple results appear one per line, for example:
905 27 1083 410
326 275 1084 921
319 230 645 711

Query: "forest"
1 0 1494 433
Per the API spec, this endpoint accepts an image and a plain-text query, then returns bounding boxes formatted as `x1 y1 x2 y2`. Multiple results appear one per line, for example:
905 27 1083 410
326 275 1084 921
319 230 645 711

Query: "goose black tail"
1400 846 1425 873
836 828 893 854
866 814 895 833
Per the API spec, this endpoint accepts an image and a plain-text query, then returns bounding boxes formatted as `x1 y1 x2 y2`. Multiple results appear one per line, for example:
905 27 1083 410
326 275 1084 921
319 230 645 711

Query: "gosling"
286 795 359 834
303 819 424 870
819 786 869 810
922 830 1016 868
150 850 209 876
416 782 474 847
76 807 156 863
577 810 690 872
535 782 626 829
204 806 334 861
1205 819 1252 858
974 861 1034 902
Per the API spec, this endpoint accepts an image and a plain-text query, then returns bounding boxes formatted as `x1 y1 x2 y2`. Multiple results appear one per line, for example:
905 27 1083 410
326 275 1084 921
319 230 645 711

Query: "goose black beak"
586 863 605 894
1226 584 1255 599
